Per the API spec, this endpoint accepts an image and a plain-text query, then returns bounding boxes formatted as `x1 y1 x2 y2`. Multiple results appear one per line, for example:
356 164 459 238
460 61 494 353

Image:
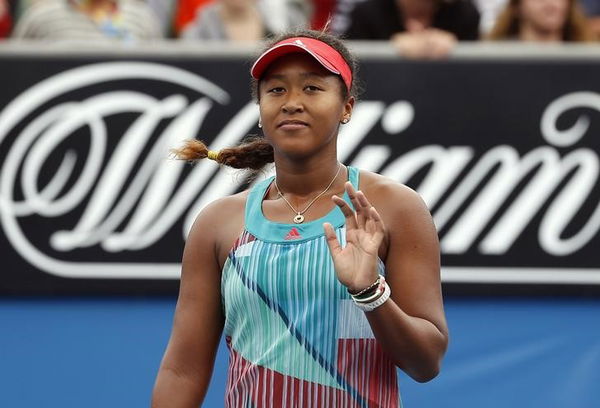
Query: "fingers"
358 191 377 235
345 182 365 229
323 222 342 257
352 184 375 229
332 193 357 230
334 183 385 238
354 187 386 243
426 32 455 59
368 205 385 245
391 30 455 60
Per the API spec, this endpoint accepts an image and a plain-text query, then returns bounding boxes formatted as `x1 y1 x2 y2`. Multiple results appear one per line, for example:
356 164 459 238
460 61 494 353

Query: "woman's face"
519 0 570 33
258 53 353 159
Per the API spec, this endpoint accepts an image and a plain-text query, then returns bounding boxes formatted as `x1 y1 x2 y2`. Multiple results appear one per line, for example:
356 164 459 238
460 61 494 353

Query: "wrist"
347 275 381 296
351 277 391 312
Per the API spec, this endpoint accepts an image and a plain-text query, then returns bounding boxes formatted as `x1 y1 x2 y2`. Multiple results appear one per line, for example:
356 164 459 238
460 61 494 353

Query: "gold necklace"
274 164 343 224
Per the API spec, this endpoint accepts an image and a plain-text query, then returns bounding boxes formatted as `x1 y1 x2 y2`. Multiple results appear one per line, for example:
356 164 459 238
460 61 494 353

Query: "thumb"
323 223 342 257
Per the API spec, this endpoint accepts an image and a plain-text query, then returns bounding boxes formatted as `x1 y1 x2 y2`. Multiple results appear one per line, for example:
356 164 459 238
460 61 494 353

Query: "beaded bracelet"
352 277 386 303
352 281 391 312
347 275 381 297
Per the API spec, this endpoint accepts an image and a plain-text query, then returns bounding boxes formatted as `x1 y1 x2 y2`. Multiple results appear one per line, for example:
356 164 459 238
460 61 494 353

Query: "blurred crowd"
0 0 599 57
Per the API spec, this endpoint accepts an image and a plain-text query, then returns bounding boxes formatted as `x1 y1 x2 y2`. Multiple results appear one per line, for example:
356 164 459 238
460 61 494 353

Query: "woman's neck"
271 159 345 200
519 23 563 43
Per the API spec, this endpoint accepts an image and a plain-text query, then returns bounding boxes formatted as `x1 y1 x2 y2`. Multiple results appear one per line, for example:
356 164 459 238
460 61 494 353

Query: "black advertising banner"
1 47 599 295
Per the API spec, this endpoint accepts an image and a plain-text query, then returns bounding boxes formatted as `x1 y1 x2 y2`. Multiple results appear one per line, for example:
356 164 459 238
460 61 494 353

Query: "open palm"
323 182 385 293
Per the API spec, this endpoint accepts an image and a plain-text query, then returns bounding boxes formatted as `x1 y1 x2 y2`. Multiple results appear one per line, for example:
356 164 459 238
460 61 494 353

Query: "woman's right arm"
151 202 226 407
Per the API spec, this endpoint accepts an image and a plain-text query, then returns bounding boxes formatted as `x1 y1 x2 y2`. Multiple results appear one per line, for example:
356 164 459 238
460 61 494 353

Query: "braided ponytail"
171 137 274 170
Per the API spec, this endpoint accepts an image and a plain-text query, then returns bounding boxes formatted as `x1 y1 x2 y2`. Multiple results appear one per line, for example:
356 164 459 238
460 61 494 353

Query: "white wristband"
352 281 391 312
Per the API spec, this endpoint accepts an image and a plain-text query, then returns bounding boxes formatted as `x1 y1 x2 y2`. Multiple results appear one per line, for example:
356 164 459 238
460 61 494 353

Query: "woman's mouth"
278 120 309 130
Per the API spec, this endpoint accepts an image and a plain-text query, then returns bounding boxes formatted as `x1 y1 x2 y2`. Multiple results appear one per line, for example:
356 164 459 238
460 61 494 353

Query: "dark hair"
171 137 274 170
173 29 359 169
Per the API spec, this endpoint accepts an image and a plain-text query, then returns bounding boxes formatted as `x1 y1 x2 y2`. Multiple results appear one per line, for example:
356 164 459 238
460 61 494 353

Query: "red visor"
251 37 352 92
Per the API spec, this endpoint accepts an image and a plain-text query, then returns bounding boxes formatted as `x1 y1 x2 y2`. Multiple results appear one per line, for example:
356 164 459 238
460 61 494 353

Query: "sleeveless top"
221 166 402 408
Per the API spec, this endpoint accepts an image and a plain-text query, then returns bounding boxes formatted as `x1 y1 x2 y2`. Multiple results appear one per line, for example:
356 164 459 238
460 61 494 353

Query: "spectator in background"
474 0 509 34
344 0 480 58
0 0 12 37
147 0 177 37
262 0 310 34
181 0 308 41
320 0 369 35
487 0 594 42
580 0 600 38
12 0 162 42
174 0 216 35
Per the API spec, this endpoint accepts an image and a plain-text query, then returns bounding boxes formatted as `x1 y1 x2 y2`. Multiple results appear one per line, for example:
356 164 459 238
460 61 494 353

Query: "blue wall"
1 297 599 407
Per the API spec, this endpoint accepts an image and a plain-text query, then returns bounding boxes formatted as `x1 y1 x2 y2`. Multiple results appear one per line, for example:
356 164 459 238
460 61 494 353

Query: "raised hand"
323 182 385 293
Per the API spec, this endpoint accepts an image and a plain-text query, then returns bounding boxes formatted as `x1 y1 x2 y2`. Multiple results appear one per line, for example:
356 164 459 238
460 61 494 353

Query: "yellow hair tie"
207 150 220 161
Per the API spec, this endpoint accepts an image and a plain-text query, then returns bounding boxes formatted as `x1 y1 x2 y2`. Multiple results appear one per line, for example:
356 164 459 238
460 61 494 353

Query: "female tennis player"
152 29 448 408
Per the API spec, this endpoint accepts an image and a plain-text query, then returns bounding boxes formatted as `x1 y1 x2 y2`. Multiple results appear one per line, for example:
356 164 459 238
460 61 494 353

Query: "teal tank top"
221 166 401 408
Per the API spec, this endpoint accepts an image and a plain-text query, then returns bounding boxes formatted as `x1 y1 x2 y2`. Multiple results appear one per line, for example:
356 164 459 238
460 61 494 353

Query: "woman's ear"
342 96 355 123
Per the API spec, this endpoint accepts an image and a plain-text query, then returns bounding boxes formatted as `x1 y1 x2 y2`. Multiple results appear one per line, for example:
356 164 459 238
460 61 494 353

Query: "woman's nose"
281 90 304 113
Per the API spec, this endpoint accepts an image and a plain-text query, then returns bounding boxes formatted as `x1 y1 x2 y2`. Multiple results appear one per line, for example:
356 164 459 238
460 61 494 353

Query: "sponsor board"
0 54 599 294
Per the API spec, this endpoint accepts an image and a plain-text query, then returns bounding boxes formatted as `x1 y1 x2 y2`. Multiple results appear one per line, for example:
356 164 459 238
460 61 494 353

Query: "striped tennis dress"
221 167 402 408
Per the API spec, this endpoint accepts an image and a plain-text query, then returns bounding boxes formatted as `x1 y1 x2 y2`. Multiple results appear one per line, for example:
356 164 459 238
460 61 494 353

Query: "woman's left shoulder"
358 170 428 215
357 170 438 263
